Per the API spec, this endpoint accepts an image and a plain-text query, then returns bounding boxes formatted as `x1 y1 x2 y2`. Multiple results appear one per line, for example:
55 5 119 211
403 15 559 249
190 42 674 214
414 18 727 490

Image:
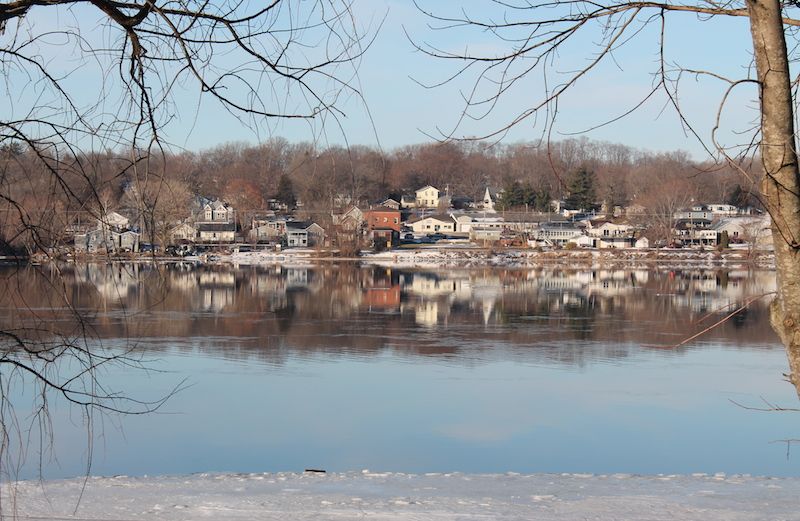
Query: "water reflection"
0 263 778 366
0 262 795 479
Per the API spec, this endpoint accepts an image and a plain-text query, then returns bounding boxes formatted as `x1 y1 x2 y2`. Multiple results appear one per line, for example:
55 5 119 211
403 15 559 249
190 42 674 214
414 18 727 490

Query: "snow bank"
6 471 799 520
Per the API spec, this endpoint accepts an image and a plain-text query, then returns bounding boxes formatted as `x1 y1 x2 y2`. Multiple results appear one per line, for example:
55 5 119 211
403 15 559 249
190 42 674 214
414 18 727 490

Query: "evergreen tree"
563 168 597 211
726 184 749 208
275 174 297 210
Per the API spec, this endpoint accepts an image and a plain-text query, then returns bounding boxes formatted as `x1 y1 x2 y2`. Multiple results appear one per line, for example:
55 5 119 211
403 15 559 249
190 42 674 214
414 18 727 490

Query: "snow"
6 471 800 520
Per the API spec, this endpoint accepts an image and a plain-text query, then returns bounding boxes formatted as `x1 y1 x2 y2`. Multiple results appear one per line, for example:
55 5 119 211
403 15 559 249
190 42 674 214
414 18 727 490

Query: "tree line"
0 137 761 253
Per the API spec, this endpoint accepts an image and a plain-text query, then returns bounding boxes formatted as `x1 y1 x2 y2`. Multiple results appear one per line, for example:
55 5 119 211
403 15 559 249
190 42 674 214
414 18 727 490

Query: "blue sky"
4 0 764 159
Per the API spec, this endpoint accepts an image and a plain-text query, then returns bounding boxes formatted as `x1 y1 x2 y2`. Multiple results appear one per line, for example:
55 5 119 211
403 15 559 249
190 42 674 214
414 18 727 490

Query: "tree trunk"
747 0 800 393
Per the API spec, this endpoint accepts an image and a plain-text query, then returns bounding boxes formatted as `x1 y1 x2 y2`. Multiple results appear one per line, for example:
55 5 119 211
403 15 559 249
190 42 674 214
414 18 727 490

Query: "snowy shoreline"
6 471 799 520
220 247 775 271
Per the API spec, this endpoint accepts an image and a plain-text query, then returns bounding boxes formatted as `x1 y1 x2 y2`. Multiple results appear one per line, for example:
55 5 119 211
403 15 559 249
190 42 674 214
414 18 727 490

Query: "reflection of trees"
0 264 779 366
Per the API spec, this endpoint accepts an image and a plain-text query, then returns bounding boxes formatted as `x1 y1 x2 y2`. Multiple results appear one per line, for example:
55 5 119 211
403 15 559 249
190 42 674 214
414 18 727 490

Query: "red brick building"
365 207 401 232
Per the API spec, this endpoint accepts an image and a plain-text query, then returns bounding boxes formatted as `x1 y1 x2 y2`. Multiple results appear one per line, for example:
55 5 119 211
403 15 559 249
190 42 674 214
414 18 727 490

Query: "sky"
3 0 766 159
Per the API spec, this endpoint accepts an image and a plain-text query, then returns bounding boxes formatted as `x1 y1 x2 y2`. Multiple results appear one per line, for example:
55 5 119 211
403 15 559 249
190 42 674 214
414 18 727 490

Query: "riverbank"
6 471 798 520
222 246 774 271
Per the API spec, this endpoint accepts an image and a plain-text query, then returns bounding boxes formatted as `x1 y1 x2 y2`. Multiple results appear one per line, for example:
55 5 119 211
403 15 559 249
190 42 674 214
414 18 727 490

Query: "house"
99 211 130 232
707 203 739 217
408 214 456 235
170 222 197 243
197 222 236 243
712 216 772 249
377 198 401 210
480 187 503 213
285 221 325 247
74 228 140 253
365 207 401 232
674 218 713 245
415 185 440 208
250 212 277 229
586 220 641 248
332 206 364 231
370 228 400 249
202 200 234 223
249 217 288 243
532 221 584 246
74 210 140 253
454 214 504 234
400 194 417 209
470 226 503 242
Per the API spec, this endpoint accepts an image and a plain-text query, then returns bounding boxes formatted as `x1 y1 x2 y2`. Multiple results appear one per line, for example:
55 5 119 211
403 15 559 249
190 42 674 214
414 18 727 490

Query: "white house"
99 211 130 231
170 222 197 243
712 216 772 249
202 200 234 223
451 214 505 234
415 186 441 209
586 220 642 249
532 221 584 246
197 222 236 243
378 198 401 210
332 205 364 230
408 214 456 234
285 221 325 247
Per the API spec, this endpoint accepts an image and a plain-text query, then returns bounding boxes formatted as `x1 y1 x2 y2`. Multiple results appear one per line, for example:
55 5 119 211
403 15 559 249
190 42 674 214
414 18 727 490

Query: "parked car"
140 243 160 253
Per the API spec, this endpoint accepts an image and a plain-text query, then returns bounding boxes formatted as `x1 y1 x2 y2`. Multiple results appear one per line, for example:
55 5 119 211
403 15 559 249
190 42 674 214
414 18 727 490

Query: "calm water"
1 262 798 479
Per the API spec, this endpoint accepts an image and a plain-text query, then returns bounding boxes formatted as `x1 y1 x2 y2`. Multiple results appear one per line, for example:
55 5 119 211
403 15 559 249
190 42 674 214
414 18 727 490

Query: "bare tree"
0 0 370 485
413 0 800 393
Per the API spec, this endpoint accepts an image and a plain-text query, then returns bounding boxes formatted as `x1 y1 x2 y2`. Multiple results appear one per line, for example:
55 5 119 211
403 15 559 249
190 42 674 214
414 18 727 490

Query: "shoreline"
34 247 776 271
6 471 799 520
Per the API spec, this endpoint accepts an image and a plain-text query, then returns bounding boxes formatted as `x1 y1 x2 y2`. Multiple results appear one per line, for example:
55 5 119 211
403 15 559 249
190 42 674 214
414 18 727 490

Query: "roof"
367 206 401 213
416 185 438 192
197 222 235 232
286 221 323 231
407 214 454 224
484 187 503 199
540 221 582 231
205 199 229 210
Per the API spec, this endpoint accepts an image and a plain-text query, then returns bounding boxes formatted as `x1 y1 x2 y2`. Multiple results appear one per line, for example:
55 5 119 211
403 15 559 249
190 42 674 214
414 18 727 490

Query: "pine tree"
563 168 597 211
275 174 297 210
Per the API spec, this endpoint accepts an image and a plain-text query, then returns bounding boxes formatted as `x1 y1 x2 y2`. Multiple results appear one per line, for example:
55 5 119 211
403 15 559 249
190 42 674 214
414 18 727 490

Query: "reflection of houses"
75 263 141 301
362 285 401 311
199 270 236 311
408 274 472 299
414 300 440 326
